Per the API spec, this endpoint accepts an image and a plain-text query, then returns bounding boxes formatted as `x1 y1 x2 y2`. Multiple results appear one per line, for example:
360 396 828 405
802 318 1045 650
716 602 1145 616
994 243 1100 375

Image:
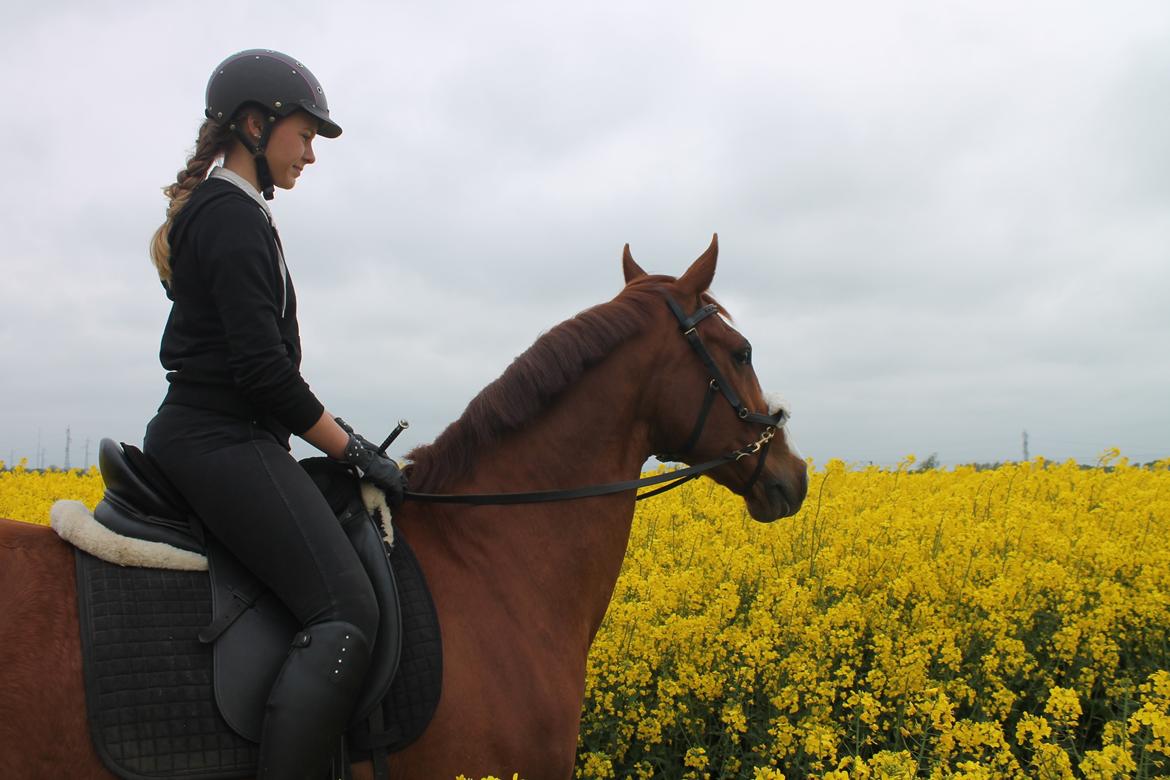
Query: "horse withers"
0 235 807 779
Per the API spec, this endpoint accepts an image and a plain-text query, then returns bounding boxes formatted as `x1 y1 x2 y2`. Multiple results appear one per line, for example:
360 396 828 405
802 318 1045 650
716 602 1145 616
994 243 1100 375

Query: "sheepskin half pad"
51 500 207 570
50 490 393 571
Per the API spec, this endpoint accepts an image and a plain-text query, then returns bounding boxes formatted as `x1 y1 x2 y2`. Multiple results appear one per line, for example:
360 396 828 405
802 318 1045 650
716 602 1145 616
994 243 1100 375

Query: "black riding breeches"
144 403 379 642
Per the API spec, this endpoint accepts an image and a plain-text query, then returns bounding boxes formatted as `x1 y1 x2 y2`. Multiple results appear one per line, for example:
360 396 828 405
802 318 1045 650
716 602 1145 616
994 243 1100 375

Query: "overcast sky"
1 0 1167 471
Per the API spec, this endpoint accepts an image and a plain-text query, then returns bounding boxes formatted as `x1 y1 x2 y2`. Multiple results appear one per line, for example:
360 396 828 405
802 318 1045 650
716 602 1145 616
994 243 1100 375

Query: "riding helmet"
205 49 342 138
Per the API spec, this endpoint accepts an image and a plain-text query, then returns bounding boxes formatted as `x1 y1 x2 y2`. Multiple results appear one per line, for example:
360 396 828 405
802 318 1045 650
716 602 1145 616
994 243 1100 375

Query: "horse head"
622 235 808 521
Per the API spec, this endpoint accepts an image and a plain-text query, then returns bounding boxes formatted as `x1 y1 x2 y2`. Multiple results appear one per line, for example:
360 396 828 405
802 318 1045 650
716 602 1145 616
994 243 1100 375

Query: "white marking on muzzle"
764 392 791 424
764 391 802 459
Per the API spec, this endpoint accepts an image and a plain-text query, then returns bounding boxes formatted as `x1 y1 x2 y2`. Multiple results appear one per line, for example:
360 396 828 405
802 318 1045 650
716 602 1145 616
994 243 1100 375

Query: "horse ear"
677 233 718 295
622 244 647 283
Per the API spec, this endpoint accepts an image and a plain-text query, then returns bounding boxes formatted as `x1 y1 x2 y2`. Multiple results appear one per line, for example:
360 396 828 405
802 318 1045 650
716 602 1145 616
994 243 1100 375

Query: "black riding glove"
338 426 407 510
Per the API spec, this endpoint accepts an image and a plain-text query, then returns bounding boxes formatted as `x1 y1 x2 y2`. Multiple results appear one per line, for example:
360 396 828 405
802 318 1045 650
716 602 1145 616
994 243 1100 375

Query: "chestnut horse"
0 237 807 779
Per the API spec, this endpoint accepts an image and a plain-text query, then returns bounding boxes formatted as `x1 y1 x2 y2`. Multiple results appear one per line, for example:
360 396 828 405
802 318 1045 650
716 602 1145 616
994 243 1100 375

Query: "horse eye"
734 347 752 366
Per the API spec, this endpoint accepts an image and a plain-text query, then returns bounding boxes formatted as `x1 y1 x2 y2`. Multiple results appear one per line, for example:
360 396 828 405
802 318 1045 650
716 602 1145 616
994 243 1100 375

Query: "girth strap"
365 707 391 780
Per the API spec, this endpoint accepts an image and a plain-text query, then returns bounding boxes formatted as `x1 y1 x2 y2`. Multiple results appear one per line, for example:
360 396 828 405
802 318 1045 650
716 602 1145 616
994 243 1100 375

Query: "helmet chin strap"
230 118 277 201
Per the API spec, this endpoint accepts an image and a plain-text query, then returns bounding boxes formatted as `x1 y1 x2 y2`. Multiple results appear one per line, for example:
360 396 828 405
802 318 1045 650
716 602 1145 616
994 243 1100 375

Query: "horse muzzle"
746 462 808 522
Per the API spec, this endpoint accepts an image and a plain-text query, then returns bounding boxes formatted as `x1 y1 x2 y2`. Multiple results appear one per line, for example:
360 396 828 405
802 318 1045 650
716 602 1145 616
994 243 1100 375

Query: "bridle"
654 296 784 489
404 292 787 505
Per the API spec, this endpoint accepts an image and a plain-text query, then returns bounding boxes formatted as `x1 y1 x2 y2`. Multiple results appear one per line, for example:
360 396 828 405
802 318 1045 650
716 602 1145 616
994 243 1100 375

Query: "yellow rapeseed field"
0 460 103 523
2 454 1168 779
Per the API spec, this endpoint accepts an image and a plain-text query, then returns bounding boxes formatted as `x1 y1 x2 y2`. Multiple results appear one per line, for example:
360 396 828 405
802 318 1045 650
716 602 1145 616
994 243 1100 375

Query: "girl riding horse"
144 49 406 778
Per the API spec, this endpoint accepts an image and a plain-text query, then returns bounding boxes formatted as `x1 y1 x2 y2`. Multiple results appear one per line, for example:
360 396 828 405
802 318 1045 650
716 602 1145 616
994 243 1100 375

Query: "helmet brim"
303 103 342 138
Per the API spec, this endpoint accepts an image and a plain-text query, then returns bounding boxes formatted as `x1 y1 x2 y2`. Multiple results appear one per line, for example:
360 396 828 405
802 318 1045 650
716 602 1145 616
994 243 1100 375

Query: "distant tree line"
910 453 1168 472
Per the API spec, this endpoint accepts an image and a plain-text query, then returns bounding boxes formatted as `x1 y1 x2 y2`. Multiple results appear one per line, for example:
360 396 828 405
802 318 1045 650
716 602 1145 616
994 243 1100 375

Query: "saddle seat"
94 437 203 552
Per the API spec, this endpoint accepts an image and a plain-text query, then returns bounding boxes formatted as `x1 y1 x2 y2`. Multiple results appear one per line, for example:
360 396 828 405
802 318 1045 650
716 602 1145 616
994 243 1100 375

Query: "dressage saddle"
68 438 442 780
95 437 403 739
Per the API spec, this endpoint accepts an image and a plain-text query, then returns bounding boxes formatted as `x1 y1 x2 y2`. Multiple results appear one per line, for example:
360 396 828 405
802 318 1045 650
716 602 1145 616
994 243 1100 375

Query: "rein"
403 428 776 505
403 293 786 506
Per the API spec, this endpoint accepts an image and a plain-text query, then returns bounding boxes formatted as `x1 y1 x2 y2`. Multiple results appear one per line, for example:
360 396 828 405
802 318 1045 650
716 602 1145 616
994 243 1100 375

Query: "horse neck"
483 345 653 505
403 338 655 647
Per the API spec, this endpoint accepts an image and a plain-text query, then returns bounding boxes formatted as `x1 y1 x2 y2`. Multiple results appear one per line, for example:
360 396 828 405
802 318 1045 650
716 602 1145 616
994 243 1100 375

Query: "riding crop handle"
378 420 409 455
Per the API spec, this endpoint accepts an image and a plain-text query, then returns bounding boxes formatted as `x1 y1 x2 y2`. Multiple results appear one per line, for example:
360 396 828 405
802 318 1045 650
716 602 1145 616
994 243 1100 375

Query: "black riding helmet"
205 49 342 199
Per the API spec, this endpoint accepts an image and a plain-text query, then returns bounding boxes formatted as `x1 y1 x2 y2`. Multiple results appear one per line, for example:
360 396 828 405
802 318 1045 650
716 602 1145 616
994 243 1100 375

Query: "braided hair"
148 118 235 283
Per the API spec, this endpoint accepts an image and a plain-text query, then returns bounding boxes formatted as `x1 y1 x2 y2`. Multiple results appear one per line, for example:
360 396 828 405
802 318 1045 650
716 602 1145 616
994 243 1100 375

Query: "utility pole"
1022 430 1029 461
65 426 72 470
84 438 91 470
37 428 43 470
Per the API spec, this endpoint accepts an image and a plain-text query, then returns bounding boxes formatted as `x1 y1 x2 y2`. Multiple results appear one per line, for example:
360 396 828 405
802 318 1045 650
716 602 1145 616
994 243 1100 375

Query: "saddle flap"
205 537 297 742
301 457 403 722
344 507 402 724
207 462 402 742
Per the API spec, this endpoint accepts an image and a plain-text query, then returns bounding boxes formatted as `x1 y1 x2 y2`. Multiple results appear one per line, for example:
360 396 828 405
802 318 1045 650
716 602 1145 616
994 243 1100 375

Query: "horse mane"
405 277 691 492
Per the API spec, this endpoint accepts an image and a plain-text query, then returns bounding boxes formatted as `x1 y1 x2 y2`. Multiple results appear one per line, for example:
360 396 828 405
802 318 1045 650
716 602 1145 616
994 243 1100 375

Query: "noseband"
655 296 786 492
404 292 787 505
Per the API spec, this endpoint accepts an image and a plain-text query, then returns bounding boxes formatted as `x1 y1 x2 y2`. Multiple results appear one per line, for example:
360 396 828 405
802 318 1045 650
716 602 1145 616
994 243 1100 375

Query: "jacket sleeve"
193 197 325 435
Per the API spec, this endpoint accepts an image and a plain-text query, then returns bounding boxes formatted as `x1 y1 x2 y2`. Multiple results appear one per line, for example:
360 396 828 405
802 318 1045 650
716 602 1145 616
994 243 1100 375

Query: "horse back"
0 517 109 777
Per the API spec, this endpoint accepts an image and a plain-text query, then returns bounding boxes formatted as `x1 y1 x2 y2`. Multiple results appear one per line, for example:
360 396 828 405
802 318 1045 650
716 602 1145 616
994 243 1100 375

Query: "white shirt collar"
208 166 272 221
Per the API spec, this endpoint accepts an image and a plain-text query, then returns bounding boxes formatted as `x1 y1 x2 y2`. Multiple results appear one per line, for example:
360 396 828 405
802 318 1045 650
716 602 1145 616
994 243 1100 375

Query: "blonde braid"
149 118 234 283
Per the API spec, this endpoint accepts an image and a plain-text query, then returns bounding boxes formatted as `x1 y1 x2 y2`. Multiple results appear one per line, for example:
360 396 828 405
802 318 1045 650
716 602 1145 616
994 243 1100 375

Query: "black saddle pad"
75 532 442 780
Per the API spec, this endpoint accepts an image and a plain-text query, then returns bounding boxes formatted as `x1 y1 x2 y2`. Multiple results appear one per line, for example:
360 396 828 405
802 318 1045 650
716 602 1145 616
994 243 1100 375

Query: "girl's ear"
233 110 264 141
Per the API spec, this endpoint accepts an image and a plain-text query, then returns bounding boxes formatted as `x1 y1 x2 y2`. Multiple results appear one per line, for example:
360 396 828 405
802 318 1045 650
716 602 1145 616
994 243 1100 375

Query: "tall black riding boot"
257 620 372 779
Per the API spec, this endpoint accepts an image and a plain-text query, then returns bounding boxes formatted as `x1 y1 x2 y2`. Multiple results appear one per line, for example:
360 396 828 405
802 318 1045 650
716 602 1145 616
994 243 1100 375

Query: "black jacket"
158 177 325 438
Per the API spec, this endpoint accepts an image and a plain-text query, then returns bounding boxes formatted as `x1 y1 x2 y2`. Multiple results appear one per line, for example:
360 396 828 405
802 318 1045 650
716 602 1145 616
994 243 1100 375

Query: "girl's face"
265 111 318 190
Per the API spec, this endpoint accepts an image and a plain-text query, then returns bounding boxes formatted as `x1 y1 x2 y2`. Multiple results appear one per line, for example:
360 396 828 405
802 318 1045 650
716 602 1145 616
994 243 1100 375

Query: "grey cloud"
2 0 1168 470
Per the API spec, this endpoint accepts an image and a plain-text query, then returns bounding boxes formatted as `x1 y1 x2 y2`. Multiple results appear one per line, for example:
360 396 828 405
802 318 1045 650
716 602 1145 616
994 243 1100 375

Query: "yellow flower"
11 455 1170 777
751 768 786 780
1079 744 1137 778
683 746 707 771
1015 713 1052 750
1044 687 1082 728
578 752 613 779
